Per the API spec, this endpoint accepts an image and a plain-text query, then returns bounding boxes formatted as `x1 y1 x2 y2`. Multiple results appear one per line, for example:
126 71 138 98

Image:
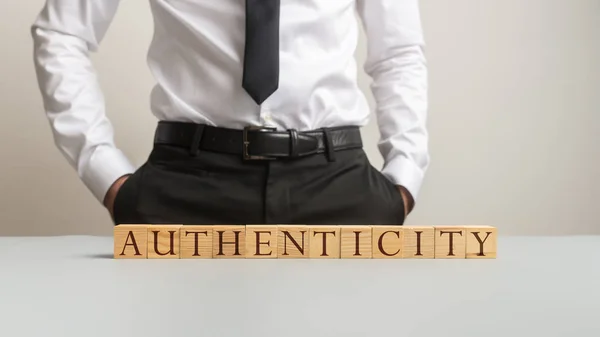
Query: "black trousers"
112 132 406 226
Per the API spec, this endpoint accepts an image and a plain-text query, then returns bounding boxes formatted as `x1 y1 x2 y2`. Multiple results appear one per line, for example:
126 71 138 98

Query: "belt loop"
322 127 336 162
288 128 298 157
189 124 205 157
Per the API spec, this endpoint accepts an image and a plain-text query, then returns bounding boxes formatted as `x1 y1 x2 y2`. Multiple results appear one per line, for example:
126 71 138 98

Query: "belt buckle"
243 125 277 160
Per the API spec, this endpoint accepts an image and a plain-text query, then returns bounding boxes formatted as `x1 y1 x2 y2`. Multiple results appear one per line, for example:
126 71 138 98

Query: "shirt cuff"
380 154 425 203
80 146 136 204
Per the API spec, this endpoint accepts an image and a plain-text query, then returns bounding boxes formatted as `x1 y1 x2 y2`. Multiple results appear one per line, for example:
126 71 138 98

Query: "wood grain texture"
180 226 213 259
340 226 372 258
114 225 149 259
465 226 497 259
402 226 434 259
246 225 277 258
148 225 183 259
434 226 466 259
213 225 246 258
277 225 309 258
309 226 341 258
372 226 404 259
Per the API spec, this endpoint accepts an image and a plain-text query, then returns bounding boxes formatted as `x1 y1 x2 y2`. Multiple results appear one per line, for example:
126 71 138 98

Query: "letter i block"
465 226 497 259
148 225 183 259
340 226 372 258
180 226 213 259
246 225 278 258
402 226 434 259
213 225 246 258
114 225 149 259
309 226 341 258
372 226 404 259
434 226 466 259
277 225 309 258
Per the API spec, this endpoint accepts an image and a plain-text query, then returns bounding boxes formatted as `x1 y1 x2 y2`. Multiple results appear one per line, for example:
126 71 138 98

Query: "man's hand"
396 185 414 218
103 174 131 219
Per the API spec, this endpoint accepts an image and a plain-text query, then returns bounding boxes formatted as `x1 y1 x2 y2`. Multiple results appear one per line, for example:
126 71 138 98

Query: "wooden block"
434 226 466 259
372 226 404 259
114 225 149 259
277 225 309 258
340 226 372 258
213 225 246 258
180 226 213 259
246 225 277 258
309 226 341 258
466 226 497 259
148 225 183 259
402 226 434 258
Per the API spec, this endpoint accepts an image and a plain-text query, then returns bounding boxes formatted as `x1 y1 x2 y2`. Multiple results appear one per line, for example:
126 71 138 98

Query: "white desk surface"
0 235 599 337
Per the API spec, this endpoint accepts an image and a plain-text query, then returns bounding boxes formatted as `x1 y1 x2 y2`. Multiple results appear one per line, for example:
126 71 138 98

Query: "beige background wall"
1 0 598 236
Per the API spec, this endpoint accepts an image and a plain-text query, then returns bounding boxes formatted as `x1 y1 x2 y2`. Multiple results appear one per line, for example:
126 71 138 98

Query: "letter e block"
466 226 497 259
114 225 148 259
434 226 466 259
246 225 277 258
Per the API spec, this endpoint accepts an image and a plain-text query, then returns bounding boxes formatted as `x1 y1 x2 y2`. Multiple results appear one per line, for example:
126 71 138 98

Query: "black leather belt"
153 121 363 160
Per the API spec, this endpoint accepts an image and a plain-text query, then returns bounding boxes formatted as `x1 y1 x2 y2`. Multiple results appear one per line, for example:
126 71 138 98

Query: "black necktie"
242 0 280 105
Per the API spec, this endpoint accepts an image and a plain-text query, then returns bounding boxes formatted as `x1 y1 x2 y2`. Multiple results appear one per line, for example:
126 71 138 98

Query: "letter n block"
114 225 148 259
213 225 246 258
434 226 466 259
148 225 183 259
466 226 497 259
309 226 341 258
340 226 372 259
180 226 213 259
277 225 309 258
372 226 403 259
246 225 277 258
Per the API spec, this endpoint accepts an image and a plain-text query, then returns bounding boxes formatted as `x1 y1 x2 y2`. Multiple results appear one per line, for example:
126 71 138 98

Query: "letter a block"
277 225 309 258
309 226 341 258
114 225 148 259
148 225 182 259
213 225 246 258
180 226 213 259
246 225 278 258
372 226 403 259
434 226 466 259
466 226 497 259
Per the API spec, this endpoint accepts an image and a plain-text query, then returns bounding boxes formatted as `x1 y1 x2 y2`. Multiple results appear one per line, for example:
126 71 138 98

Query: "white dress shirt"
31 0 429 205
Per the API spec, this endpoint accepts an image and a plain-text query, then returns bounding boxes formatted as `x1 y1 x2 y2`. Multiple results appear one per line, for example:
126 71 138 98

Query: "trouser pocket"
112 165 146 225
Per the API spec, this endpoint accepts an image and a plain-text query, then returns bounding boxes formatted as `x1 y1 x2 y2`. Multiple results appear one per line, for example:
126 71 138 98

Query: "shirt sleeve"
31 0 135 204
356 0 430 203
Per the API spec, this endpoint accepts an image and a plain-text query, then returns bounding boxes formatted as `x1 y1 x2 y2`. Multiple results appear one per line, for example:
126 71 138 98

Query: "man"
31 0 429 226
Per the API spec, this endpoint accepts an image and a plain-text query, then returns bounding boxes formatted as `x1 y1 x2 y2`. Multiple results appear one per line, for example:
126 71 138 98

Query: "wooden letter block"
277 225 309 258
466 226 497 259
309 226 341 258
148 225 183 259
434 226 466 259
114 225 149 259
246 225 277 258
180 226 213 259
402 226 434 259
340 226 372 259
213 225 246 258
372 226 403 259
